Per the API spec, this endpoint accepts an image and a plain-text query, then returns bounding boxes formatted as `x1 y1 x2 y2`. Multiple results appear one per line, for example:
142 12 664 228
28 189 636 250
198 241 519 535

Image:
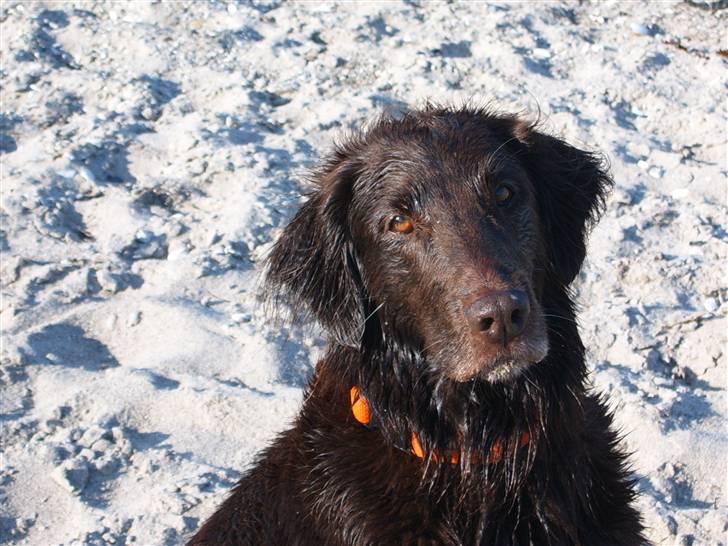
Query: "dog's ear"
266 153 365 347
517 124 613 285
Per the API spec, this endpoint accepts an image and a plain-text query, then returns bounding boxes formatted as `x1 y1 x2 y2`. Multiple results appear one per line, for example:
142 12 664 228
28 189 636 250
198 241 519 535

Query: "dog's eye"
389 215 414 234
495 184 514 205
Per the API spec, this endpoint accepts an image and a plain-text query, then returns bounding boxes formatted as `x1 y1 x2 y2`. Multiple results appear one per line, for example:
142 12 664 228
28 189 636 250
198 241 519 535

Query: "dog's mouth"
431 284 549 383
447 341 549 383
447 314 550 383
476 348 548 383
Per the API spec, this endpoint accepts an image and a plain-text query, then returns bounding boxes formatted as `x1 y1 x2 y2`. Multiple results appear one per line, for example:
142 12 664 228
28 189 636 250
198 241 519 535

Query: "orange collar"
350 386 529 465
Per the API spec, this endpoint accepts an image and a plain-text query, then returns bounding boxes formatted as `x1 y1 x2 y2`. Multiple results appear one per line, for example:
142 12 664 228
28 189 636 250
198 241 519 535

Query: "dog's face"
348 132 549 382
268 108 611 384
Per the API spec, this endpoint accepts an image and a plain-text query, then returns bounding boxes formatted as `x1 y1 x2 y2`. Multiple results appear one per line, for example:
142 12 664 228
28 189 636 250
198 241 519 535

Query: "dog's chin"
447 340 550 384
478 358 534 383
446 357 533 384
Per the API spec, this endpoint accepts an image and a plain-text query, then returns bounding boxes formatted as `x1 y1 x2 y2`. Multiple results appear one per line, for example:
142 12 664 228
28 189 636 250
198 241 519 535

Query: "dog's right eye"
389 215 414 234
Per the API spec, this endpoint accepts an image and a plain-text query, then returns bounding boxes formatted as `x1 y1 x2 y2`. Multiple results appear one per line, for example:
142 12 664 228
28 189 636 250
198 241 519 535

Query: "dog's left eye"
389 215 414 234
495 184 514 205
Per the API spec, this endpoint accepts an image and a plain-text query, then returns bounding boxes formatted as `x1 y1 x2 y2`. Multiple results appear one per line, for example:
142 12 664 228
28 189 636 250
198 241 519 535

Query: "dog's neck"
349 385 531 465
317 287 588 473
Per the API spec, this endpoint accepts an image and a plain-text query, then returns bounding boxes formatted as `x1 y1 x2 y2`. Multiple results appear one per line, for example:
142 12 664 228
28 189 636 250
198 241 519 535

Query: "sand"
1 1 726 544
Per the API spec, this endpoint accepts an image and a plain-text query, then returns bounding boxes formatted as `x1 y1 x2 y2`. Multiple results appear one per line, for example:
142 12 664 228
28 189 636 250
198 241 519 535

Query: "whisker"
420 337 446 355
542 313 579 326
360 301 385 328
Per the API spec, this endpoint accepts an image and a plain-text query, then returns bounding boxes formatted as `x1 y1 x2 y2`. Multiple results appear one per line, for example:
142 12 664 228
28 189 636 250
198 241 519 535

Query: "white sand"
1 1 726 544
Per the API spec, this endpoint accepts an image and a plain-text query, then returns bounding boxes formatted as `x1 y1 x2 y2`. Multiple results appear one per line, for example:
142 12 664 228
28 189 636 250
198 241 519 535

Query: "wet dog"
188 106 645 545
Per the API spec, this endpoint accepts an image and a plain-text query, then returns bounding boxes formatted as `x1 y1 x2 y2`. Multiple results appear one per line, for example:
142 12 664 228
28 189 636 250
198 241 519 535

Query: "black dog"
188 106 645 545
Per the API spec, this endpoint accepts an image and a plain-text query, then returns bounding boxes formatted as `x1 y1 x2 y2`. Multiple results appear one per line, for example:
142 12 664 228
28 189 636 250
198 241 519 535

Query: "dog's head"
267 107 611 383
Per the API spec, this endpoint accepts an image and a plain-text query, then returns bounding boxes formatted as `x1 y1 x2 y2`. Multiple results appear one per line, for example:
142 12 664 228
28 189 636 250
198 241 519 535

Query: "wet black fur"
188 106 645 545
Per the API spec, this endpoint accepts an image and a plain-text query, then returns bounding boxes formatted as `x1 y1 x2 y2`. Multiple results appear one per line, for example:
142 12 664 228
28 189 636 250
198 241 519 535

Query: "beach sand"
1 1 726 544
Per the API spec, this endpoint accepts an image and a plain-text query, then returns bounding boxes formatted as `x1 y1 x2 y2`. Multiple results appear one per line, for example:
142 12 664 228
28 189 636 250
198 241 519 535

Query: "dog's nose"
466 290 531 346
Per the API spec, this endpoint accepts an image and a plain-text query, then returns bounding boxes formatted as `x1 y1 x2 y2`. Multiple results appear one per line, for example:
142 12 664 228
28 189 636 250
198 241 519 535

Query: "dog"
188 106 645 545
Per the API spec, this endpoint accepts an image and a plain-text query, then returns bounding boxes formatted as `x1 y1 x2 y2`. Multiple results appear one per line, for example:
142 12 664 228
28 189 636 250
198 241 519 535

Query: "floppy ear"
519 127 613 285
265 155 366 347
